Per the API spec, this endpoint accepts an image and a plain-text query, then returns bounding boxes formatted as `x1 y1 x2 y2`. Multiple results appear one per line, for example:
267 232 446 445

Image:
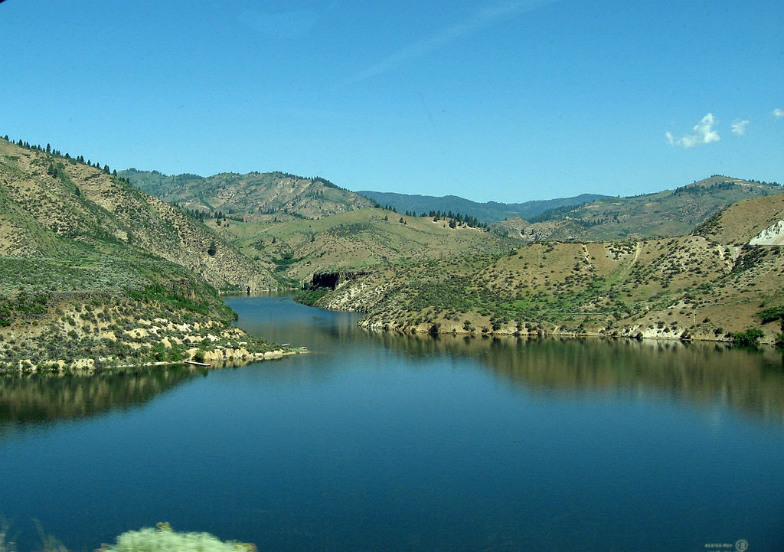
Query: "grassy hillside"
317 194 784 345
1 140 277 292
120 168 375 219
357 191 608 224
0 138 283 372
121 168 522 284
514 176 783 241
204 207 519 283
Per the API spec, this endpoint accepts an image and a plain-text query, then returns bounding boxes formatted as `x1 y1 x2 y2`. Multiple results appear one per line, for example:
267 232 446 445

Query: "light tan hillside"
208 208 518 283
318 229 783 344
696 193 784 245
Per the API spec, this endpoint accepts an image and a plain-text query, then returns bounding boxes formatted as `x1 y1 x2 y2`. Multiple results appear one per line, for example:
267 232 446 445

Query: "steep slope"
120 169 375 219
0 138 283 372
358 191 608 224
1 140 276 292
518 176 783 241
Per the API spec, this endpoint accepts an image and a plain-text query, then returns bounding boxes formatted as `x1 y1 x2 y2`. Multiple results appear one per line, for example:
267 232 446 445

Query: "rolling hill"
120 169 523 283
203 207 519 284
511 176 783 241
5 130 782 371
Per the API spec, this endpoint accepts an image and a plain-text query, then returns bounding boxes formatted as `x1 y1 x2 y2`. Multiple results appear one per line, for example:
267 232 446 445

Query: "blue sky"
1 0 782 202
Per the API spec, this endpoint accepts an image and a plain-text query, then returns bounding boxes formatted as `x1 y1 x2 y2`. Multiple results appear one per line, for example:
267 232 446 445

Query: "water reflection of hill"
0 365 203 428
373 332 784 424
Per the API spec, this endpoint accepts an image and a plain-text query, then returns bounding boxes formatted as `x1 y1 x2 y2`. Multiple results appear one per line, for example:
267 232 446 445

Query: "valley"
2 134 784 375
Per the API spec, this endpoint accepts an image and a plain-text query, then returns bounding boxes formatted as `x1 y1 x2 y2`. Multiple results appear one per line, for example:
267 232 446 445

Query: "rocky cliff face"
749 220 784 246
309 270 369 290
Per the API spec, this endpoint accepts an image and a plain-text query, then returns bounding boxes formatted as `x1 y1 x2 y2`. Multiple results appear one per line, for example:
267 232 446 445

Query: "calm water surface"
1 296 783 551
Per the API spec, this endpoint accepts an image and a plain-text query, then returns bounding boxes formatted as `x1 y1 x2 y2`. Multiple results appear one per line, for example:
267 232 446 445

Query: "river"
1 296 783 551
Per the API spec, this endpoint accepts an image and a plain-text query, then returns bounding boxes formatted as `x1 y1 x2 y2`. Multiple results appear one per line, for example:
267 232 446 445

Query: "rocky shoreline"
0 295 305 374
0 347 305 375
333 304 783 347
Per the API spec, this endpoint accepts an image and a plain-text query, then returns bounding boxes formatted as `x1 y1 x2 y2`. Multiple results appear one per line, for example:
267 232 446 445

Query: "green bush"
758 305 784 324
732 328 764 348
295 288 328 306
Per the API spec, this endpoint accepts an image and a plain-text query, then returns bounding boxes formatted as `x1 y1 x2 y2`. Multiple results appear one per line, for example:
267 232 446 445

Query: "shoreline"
360 323 782 346
0 347 307 376
349 312 782 347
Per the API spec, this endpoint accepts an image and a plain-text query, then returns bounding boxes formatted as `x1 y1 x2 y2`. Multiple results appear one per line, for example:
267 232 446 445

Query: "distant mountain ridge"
357 191 609 224
119 169 375 219
121 168 783 246
501 176 784 242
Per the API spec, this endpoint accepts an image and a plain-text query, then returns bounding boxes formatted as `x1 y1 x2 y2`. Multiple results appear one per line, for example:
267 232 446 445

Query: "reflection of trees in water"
0 365 203 427
374 332 784 424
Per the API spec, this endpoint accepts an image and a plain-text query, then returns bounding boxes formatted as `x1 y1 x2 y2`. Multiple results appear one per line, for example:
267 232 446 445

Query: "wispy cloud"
774 108 784 118
731 120 749 136
666 113 720 148
337 0 554 88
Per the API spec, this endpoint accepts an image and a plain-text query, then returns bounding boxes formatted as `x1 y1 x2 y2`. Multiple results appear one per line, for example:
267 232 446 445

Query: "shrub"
732 328 764 348
758 305 784 323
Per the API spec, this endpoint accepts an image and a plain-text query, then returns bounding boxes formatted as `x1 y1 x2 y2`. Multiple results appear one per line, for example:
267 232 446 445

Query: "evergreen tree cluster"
379 202 487 230
174 205 209 221
426 210 486 229
2 133 115 175
170 204 245 224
